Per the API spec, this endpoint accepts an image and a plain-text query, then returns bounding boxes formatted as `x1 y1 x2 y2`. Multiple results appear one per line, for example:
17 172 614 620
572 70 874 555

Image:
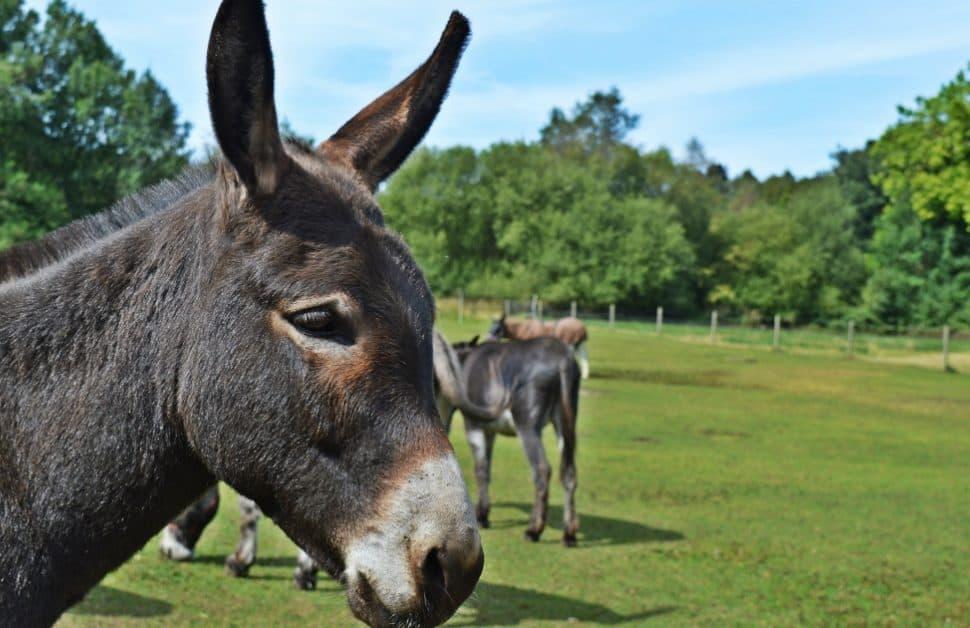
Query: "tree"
858 64 970 328
861 199 970 329
832 143 886 241
539 87 639 158
382 141 695 309
685 137 709 172
870 65 970 229
0 0 190 246
713 178 865 323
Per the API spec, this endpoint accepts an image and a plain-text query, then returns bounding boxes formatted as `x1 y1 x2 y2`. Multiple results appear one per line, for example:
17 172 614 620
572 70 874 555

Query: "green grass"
59 317 970 626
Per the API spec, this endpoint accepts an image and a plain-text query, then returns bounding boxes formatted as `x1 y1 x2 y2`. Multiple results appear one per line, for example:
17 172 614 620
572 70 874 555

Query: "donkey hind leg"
553 387 580 546
225 496 261 577
160 484 220 561
518 420 552 542
293 549 319 591
465 419 496 528
575 341 590 380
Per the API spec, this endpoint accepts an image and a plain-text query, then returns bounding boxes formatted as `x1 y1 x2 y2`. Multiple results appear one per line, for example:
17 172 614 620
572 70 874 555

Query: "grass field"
59 316 970 626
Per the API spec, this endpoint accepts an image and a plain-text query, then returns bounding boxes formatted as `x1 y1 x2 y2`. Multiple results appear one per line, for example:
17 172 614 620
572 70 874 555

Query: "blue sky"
26 0 970 177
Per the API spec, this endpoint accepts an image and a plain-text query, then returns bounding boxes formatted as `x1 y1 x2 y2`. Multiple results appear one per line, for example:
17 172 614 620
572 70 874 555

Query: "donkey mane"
0 132 376 287
0 162 216 285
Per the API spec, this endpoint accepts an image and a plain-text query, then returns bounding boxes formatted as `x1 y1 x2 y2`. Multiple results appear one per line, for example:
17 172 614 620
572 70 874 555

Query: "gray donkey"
440 336 581 546
0 2 488 626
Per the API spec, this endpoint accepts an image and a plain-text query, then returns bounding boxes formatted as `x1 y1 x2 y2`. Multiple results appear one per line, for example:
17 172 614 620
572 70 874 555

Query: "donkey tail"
432 329 505 421
558 355 580 442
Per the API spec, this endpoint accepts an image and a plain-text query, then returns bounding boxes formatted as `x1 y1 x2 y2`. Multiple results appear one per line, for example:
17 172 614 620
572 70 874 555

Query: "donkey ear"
206 0 286 195
319 11 470 191
470 335 480 347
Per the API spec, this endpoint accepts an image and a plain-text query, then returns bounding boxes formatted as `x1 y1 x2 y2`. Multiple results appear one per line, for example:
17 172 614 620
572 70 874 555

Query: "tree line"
2 2 967 330
382 82 969 330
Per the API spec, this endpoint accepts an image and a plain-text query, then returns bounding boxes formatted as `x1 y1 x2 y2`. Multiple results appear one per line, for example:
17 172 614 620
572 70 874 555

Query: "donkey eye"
287 308 350 343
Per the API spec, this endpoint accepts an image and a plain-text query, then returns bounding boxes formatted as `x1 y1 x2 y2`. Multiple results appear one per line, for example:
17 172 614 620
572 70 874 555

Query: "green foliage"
713 178 865 323
832 143 887 241
861 199 970 329
0 160 68 248
870 65 970 228
384 70 970 326
0 0 189 245
539 87 639 158
382 143 694 309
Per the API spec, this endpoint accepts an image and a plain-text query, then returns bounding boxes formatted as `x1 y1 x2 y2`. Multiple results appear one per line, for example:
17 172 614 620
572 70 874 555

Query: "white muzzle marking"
343 454 479 612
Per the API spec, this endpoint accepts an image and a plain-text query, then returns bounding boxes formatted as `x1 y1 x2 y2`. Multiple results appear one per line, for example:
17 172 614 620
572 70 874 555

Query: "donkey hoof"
524 529 542 542
477 516 490 529
562 533 578 548
159 526 194 562
293 569 317 591
224 556 251 578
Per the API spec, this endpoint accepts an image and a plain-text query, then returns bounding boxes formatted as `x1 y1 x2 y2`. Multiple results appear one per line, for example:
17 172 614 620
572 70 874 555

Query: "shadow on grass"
69 586 172 617
191 554 298 568
182 555 347 589
454 582 675 625
493 503 683 546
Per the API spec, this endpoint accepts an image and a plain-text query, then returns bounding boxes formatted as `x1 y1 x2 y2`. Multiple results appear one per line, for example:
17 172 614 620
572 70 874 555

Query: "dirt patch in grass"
700 428 750 439
593 367 737 388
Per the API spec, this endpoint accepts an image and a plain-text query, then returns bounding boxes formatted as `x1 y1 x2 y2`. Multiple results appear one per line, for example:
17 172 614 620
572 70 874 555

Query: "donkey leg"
293 549 319 591
160 484 220 561
225 496 261 577
519 427 551 542
465 420 496 528
558 423 580 547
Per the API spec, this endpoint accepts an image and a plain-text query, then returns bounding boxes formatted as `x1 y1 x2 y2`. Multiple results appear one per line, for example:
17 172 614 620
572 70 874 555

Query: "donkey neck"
0 188 217 622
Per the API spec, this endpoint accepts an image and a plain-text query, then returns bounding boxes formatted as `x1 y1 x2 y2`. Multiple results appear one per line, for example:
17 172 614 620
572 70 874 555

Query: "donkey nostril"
421 547 447 594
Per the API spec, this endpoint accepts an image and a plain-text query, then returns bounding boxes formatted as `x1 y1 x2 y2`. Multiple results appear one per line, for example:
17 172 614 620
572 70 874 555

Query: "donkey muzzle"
343 454 483 627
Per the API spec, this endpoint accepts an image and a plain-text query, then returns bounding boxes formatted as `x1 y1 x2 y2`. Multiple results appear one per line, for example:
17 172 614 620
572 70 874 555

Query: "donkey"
160 488 322 589
439 336 582 546
489 314 590 379
0 2 486 625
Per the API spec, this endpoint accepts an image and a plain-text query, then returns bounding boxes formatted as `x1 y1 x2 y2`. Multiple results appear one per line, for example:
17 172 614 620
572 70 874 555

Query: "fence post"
710 310 718 343
571 300 577 318
773 314 781 351
609 304 616 328
656 306 663 334
504 299 511 317
943 325 951 371
457 289 464 324
531 294 538 320
537 300 543 322
847 320 855 357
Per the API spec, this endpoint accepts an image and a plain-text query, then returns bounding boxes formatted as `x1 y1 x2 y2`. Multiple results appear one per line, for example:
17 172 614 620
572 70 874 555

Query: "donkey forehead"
251 149 435 331
281 143 384 223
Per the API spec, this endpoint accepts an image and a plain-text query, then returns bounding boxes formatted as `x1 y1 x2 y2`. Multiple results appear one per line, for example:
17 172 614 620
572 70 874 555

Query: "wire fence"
438 293 967 373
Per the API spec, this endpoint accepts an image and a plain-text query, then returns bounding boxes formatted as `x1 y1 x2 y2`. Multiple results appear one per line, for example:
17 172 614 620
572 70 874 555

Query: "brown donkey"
0 2 484 626
490 314 590 378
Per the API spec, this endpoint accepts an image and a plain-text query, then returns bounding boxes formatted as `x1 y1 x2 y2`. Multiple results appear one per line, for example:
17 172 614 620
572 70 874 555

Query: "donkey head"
183 2 480 625
487 315 508 340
